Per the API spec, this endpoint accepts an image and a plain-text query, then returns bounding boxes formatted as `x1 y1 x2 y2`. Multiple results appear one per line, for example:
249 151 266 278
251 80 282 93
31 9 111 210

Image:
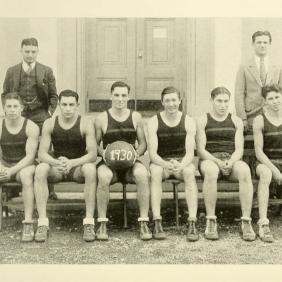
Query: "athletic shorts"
97 160 142 185
48 165 85 184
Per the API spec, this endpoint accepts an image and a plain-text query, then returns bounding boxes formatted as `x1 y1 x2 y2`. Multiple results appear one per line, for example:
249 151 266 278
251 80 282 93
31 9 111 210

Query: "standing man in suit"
2 37 58 198
235 31 282 133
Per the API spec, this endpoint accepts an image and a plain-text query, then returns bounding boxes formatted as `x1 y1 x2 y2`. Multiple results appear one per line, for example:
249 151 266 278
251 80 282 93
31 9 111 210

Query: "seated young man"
34 90 97 242
147 86 198 241
95 81 151 241
0 92 39 242
253 84 282 243
196 87 255 241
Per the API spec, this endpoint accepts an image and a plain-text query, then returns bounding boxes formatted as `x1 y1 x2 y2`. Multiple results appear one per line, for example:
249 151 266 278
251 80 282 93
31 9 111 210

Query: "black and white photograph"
0 0 282 281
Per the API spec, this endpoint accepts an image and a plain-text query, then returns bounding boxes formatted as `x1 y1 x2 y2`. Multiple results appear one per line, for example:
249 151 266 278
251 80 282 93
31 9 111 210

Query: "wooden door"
135 18 187 115
85 18 136 111
85 18 187 114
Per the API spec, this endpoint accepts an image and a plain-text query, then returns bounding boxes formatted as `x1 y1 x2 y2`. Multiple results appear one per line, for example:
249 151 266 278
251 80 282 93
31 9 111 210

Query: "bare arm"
180 116 196 167
147 116 171 169
253 115 281 180
95 112 106 158
7 121 39 176
228 115 244 166
2 68 11 106
196 115 223 167
134 112 146 156
38 118 60 166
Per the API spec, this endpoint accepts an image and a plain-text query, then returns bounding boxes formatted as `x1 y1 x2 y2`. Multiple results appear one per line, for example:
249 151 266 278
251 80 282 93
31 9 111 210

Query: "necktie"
260 57 266 85
26 64 32 75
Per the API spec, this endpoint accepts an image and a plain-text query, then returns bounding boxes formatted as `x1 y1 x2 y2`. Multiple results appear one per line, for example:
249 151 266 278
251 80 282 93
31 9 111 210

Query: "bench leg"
122 183 128 228
173 184 179 228
0 186 2 231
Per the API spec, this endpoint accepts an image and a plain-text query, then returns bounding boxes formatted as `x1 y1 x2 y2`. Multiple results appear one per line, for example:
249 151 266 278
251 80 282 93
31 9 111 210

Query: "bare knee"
35 163 50 181
201 161 219 181
20 166 35 187
133 165 149 184
183 164 195 180
257 165 272 185
82 163 96 180
97 167 112 188
235 162 251 181
150 164 163 182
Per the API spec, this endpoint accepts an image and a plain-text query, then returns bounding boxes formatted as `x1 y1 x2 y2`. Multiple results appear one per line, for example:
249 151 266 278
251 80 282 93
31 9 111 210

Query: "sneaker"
205 218 219 240
259 224 274 243
83 224 95 242
153 219 166 240
21 223 34 242
241 220 256 241
96 222 109 241
35 225 49 242
140 221 152 241
187 220 199 242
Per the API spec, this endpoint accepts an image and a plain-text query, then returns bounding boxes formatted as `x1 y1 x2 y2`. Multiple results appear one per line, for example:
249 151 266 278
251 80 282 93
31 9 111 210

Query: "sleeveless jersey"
262 113 282 159
205 113 236 154
0 118 28 163
102 110 137 149
51 115 86 159
157 112 186 158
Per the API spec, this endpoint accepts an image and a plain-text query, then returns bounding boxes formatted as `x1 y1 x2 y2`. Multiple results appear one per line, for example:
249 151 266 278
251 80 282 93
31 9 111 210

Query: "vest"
0 118 28 163
262 113 282 159
156 112 186 158
51 115 86 159
205 113 236 154
102 110 137 149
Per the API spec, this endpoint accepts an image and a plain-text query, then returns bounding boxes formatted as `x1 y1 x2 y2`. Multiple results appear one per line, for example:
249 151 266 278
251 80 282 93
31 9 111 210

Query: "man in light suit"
2 38 58 199
235 30 282 133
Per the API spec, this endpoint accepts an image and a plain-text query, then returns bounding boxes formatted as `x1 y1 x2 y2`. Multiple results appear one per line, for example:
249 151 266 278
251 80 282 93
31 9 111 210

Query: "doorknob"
138 51 143 58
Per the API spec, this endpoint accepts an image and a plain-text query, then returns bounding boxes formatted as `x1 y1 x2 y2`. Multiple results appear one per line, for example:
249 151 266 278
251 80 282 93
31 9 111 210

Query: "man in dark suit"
235 31 282 133
2 38 58 199
2 37 58 131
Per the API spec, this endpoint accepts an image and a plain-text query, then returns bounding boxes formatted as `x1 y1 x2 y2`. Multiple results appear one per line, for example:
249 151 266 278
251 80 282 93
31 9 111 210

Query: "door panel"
85 18 135 111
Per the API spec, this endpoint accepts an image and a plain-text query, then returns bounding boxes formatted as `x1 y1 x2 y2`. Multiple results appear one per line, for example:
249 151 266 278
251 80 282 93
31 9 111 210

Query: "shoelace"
189 221 196 234
208 220 216 233
85 225 93 233
23 224 33 234
37 226 47 234
242 221 253 234
262 225 271 236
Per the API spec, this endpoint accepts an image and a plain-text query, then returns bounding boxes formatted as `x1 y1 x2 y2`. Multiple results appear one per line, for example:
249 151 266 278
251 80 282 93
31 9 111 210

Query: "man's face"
212 93 230 116
111 87 129 110
59 96 79 119
162 92 181 114
265 91 282 111
21 45 39 64
4 99 23 120
253 35 271 57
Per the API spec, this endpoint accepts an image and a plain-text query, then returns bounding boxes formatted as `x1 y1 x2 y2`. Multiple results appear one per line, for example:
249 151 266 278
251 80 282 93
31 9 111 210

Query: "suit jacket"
234 58 282 121
2 62 58 115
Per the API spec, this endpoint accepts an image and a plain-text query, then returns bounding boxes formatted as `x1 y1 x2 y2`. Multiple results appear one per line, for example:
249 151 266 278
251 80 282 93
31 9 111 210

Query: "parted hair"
210 87 231 99
111 81 130 94
21 38 38 48
252 31 272 43
262 84 282 99
59 90 79 102
161 86 181 101
3 92 23 105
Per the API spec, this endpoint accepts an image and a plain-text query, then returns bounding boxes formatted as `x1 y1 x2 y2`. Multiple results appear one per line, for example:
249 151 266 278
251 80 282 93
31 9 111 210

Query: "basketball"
104 141 137 170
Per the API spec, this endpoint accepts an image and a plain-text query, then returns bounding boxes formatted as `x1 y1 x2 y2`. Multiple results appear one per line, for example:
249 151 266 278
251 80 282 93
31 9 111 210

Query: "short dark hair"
59 90 79 102
21 38 39 48
211 87 231 99
110 81 130 94
252 31 272 43
161 86 181 101
3 92 23 105
262 84 282 99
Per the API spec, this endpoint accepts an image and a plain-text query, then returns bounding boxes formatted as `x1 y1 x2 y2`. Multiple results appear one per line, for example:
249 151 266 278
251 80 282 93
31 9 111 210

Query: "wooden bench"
1 136 282 230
